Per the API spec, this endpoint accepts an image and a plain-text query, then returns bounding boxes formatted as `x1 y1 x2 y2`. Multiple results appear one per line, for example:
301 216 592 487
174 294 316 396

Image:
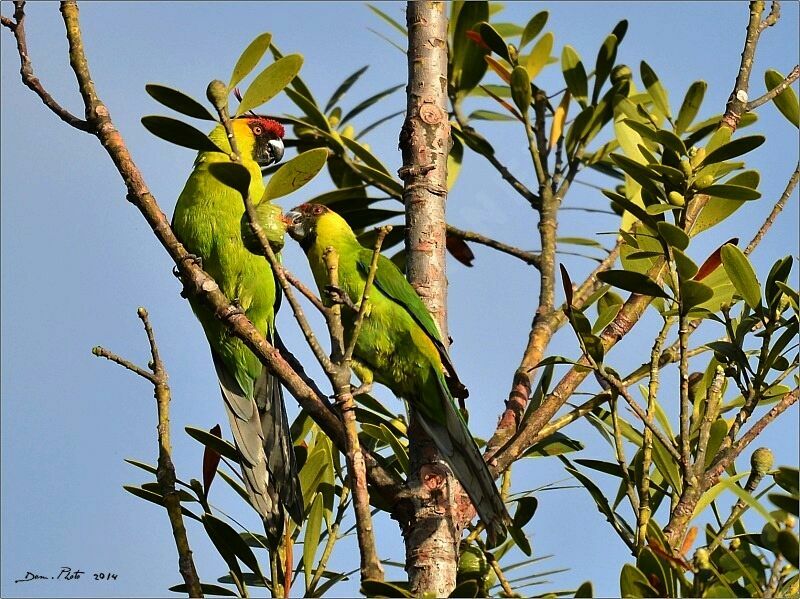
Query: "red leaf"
465 30 490 51
446 234 475 267
202 424 223 498
694 237 739 281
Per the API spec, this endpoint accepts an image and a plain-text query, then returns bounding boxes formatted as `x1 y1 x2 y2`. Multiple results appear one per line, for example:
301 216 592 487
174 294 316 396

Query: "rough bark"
399 2 459 596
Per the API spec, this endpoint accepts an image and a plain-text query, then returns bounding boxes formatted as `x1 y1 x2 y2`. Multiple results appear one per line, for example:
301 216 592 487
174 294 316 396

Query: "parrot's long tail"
415 374 510 545
213 352 303 542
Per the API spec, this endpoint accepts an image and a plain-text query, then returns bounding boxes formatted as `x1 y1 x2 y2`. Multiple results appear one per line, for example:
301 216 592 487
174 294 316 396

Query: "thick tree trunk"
399 2 460 596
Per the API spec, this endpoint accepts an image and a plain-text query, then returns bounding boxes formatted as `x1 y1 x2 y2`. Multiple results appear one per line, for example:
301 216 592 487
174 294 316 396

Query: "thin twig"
1 1 90 131
745 162 799 255
746 64 800 110
636 317 673 550
323 247 384 584
344 226 391 362
93 308 203 598
446 224 541 268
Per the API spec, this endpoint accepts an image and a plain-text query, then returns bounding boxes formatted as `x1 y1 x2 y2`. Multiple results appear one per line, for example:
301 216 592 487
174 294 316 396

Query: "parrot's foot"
350 382 373 397
323 285 359 311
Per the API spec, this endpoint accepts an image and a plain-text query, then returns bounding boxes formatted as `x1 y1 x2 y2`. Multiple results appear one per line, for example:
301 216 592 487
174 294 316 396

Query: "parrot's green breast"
172 157 276 398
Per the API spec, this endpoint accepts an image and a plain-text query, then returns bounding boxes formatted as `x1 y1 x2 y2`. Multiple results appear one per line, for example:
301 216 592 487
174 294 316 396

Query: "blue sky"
1 2 798 597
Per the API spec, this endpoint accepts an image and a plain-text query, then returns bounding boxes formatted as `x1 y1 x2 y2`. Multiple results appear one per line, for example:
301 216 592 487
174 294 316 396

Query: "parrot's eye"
312 205 324 215
252 125 263 136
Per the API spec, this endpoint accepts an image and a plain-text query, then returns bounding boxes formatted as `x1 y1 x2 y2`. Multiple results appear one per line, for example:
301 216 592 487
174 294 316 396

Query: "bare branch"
746 64 800 110
1 1 90 131
745 162 799 255
446 224 541 268
92 308 202 597
344 226 391 362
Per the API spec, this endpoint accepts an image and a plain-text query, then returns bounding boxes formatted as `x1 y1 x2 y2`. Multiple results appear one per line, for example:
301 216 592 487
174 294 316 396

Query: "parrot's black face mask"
285 203 328 252
244 117 285 166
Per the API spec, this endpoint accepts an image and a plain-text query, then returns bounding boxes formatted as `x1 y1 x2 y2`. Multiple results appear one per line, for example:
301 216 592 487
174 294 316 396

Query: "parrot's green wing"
358 251 443 343
357 251 468 399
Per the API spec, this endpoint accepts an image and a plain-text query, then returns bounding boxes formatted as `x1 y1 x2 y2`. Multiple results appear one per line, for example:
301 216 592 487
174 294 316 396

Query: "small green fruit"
694 174 714 189
668 191 686 207
751 447 774 475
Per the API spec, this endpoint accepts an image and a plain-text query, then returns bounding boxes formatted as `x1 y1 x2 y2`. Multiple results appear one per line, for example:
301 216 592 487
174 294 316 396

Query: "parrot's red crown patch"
246 117 285 139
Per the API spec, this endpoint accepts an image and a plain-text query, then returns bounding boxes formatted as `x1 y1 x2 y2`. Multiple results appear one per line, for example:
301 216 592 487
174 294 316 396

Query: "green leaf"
229 33 273 90
692 171 759 235
449 580 479 598
303 493 324 586
691 471 748 520
510 66 532 113
203 514 264 577
593 34 619 104
451 1 490 93
285 88 332 133
508 523 532 556
525 32 554 81
700 135 765 167
169 582 238 596
208 163 251 198
349 162 404 197
651 437 682 493
597 270 670 298
467 109 517 121
765 68 800 127
575 580 594 598
656 221 689 251
262 148 328 201
702 184 761 201
675 81 707 135
609 153 660 195
567 466 632 545
673 248 699 280
141 116 225 153
367 4 407 36
341 136 391 174
718 478 776 524
380 424 409 473
720 244 761 309
520 10 548 48
640 61 671 120
235 54 304 116
524 432 584 457
325 65 369 113
145 84 216 121
774 467 799 496
769 493 799 517
778 530 799 567
124 458 159 477
340 84 404 125
360 580 412 597
513 496 538 529
562 45 588 105
185 426 239 461
680 280 714 312
478 22 509 61
620 563 658 598
123 485 201 521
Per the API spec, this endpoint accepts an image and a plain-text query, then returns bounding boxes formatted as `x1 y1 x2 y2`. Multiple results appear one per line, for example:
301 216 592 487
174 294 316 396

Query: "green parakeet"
285 203 509 542
172 116 302 538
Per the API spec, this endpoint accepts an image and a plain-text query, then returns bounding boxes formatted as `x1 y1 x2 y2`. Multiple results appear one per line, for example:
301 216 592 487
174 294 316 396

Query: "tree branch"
93 308 203 598
745 162 799 255
746 64 800 110
1 1 91 131
50 0 405 500
446 224 541 268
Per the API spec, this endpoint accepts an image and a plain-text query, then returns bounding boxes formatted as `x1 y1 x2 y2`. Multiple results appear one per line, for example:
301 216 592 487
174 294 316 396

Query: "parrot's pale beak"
257 137 284 167
285 210 304 240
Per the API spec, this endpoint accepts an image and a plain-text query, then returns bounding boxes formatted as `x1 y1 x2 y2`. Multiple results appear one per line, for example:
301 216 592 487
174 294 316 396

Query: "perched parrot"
285 203 510 542
172 115 303 538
